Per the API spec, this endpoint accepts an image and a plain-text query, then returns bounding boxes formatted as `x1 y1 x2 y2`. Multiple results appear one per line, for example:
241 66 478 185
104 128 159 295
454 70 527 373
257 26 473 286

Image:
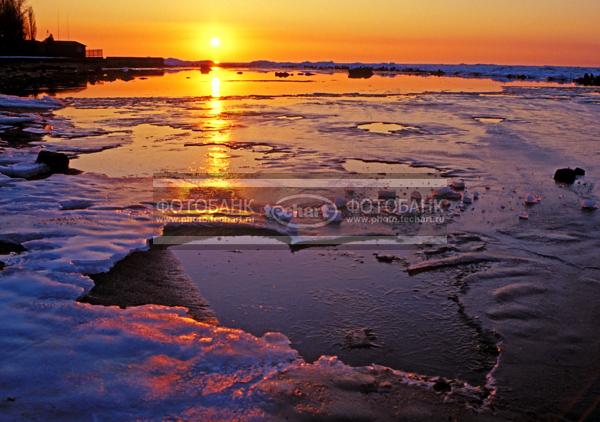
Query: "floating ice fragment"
524 194 541 206
345 328 381 349
261 331 292 346
0 162 50 179
474 117 504 124
462 192 473 204
274 207 293 222
22 126 51 135
60 200 96 210
581 199 598 210
0 114 38 125
0 173 14 186
358 122 415 134
265 205 293 222
264 204 273 218
407 253 502 275
334 196 347 209
0 94 64 110
321 204 343 223
432 186 461 200
519 212 529 220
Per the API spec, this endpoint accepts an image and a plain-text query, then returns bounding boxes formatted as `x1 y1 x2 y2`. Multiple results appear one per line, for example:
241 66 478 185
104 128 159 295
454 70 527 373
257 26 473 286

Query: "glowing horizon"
29 0 600 66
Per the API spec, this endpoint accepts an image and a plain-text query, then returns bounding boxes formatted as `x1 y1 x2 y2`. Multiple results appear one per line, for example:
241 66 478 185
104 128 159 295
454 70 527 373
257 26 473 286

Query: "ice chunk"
0 173 14 186
0 94 64 110
265 205 293 222
59 199 96 210
0 114 38 125
22 126 51 135
0 162 50 179
321 204 343 223
41 137 128 153
581 199 598 210
524 194 541 206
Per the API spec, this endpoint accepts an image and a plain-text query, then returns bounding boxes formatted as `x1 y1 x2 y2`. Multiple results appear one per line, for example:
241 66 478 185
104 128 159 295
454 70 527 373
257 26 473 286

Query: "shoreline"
1 59 599 97
79 245 217 324
77 242 505 421
1 66 598 420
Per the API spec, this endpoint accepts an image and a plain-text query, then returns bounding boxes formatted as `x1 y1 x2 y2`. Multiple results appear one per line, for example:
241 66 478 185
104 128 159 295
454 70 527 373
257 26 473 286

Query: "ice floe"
0 114 38 125
581 199 598 210
0 94 64 110
0 162 50 179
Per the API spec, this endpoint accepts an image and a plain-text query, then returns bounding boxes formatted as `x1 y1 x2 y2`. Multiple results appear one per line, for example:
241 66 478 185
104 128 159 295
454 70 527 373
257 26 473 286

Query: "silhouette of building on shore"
1 35 86 58
1 35 164 68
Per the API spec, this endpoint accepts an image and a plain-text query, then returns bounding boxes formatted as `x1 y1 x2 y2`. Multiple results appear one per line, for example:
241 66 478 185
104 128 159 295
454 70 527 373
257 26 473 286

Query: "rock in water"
432 186 462 200
345 328 380 349
374 253 405 264
554 167 585 184
432 378 452 393
524 194 541 205
450 179 465 191
0 239 26 254
36 151 69 172
348 67 374 79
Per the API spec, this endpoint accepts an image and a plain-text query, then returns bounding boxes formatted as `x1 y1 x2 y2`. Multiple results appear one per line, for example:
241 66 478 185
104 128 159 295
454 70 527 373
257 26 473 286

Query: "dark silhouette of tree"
0 0 36 45
25 5 36 40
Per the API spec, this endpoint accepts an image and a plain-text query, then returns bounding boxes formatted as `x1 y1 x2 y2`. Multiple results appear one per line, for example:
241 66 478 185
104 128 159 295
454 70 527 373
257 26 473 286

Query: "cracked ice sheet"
0 151 492 421
0 172 296 420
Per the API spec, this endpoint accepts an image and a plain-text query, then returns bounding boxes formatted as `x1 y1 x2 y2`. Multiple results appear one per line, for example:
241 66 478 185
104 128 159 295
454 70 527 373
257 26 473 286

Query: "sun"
210 37 221 48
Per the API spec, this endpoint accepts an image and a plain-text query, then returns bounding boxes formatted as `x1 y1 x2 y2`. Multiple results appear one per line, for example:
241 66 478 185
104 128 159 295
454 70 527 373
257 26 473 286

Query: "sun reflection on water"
206 69 231 186
211 76 221 99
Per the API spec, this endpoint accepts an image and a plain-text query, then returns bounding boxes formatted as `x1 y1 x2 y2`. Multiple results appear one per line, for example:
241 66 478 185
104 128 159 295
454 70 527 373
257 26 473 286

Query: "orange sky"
29 0 600 66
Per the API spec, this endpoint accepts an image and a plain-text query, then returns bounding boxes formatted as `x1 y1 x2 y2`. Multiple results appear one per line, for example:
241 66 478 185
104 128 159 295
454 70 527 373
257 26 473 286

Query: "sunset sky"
29 0 600 66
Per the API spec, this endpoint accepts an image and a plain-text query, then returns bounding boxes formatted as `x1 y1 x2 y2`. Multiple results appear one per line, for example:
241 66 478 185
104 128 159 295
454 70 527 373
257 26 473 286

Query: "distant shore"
2 57 599 96
0 57 164 95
